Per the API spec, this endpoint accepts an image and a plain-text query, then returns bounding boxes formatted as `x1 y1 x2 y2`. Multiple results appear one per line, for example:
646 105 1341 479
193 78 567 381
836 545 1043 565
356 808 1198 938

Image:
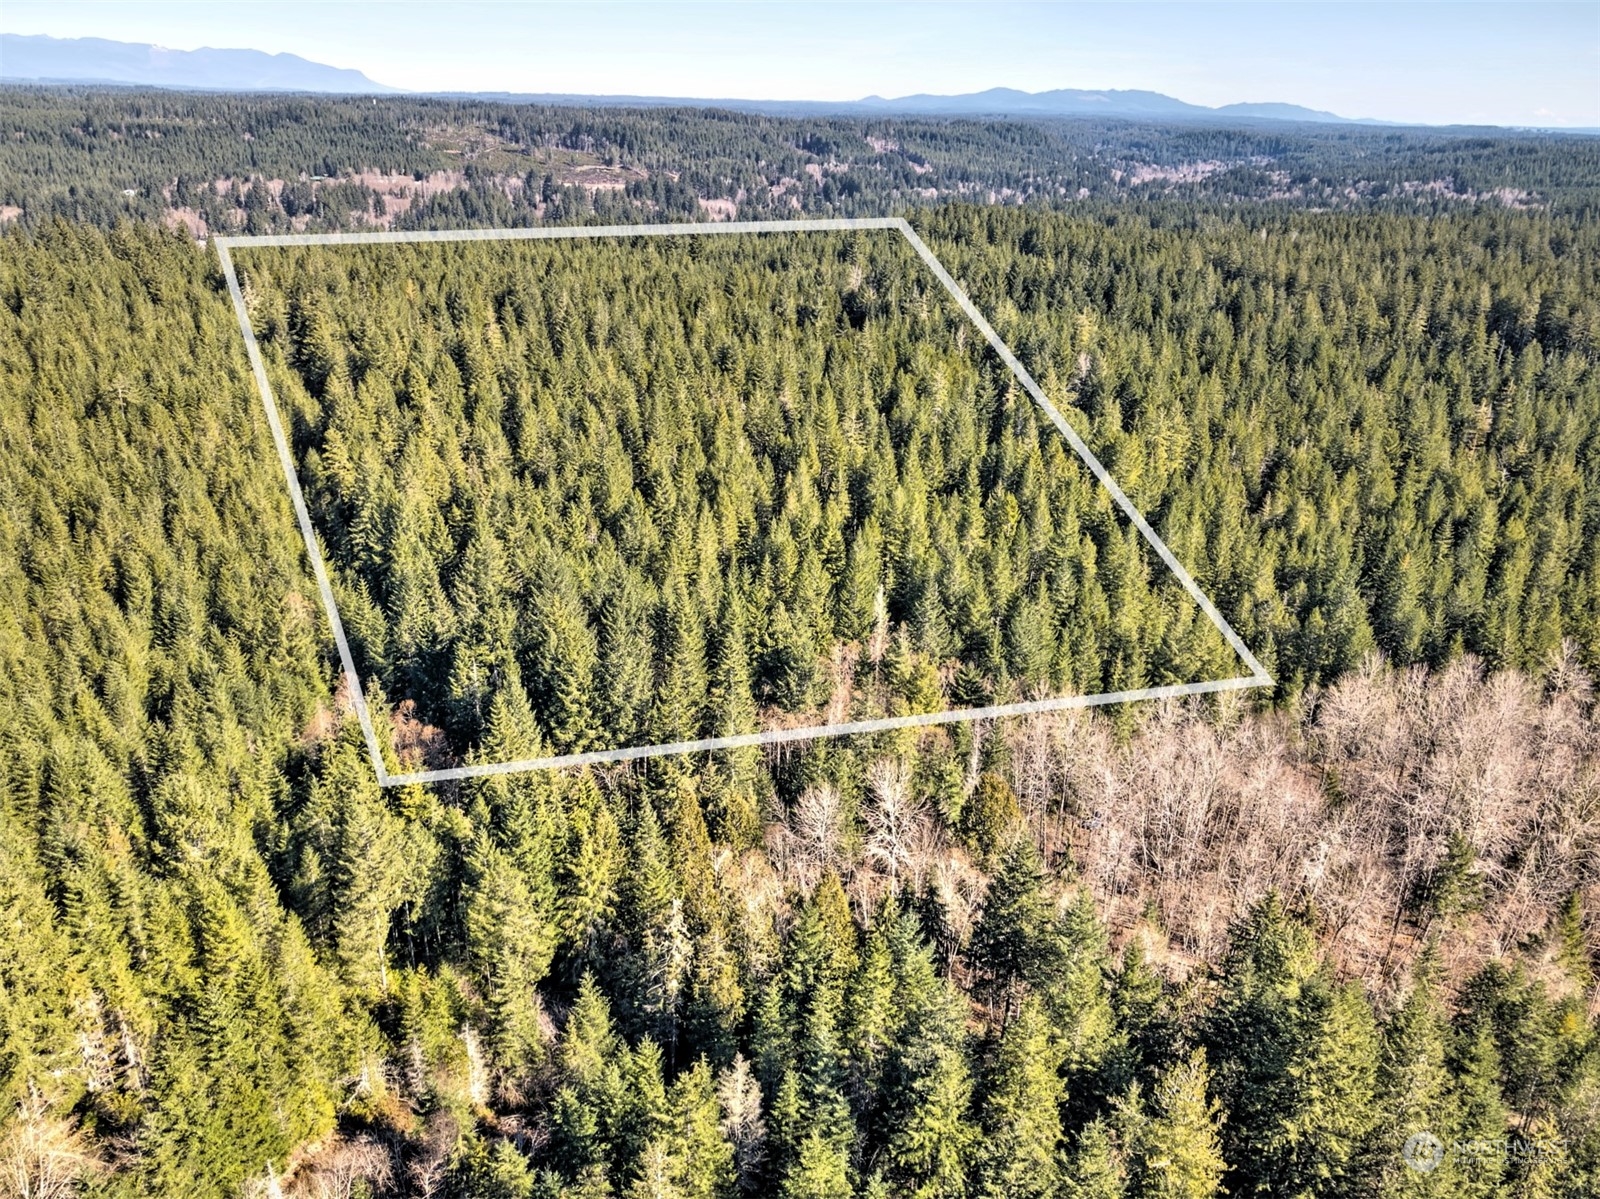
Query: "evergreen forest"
0 86 1598 1199
5 85 1600 235
236 229 1240 771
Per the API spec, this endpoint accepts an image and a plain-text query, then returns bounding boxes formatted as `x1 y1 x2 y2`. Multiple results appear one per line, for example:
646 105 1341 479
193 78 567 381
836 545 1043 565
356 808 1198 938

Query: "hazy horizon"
3 0 1597 129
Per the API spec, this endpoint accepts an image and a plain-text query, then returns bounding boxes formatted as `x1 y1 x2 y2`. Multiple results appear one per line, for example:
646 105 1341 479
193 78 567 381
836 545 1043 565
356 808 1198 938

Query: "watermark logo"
1402 1130 1565 1172
1402 1132 1445 1172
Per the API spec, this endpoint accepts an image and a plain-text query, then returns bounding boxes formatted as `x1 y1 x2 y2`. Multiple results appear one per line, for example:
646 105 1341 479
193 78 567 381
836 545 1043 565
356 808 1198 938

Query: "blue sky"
4 1 1597 127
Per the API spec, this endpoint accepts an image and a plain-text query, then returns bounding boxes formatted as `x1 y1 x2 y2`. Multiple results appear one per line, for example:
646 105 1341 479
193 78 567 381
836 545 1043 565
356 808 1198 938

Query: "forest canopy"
0 82 1597 1196
234 229 1240 768
6 84 1600 234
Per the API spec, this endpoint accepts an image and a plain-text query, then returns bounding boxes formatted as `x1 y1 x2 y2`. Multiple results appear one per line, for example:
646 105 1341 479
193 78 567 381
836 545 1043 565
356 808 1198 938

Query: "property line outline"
216 238 391 783
215 217 1272 786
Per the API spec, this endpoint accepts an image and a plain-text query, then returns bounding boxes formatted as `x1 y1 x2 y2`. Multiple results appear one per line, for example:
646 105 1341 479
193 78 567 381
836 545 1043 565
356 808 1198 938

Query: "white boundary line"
215 217 1271 786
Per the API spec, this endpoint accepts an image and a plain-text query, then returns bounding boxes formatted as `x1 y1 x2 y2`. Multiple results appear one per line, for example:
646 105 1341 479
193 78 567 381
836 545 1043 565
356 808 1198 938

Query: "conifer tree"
529 564 603 753
1129 1049 1226 1199
1363 953 1471 1197
622 801 692 1053
781 1130 854 1199
1050 891 1122 1099
652 575 711 747
969 833 1058 1021
845 918 903 1118
1204 894 1379 1198
617 1038 674 1182
451 1137 538 1199
1457 961 1565 1121
1063 1118 1131 1199
881 913 980 1198
669 1058 738 1199
551 974 628 1180
465 835 554 1076
976 996 1066 1199
707 590 763 845
323 740 409 996
559 780 624 979
599 572 658 746
1447 1020 1510 1199
1105 939 1169 1096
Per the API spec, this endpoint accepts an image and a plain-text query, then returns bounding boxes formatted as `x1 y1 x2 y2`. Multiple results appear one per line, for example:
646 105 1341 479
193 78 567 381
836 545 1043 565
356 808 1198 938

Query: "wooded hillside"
5 85 1599 234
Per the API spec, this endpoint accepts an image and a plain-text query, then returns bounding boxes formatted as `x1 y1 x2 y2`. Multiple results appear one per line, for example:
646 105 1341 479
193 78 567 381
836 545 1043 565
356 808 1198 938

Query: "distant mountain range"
448 85 1364 124
856 87 1356 123
2 33 1367 123
0 33 395 93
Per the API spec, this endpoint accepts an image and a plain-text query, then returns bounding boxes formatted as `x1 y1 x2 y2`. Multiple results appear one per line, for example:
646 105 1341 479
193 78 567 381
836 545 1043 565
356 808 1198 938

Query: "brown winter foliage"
1009 649 1598 995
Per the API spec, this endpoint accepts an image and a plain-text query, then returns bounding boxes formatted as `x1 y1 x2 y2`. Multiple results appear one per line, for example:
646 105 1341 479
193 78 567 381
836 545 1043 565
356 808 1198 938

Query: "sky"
3 1 1597 128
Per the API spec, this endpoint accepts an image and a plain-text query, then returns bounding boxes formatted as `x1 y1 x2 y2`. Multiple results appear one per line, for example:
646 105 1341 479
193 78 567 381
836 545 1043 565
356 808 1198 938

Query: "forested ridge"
4 86 1599 236
1 189 1599 1194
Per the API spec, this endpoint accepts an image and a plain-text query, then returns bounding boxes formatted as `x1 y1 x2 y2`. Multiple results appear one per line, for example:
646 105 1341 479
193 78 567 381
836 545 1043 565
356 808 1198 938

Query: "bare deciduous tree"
1004 653 1598 986
0 1090 104 1199
863 757 933 889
